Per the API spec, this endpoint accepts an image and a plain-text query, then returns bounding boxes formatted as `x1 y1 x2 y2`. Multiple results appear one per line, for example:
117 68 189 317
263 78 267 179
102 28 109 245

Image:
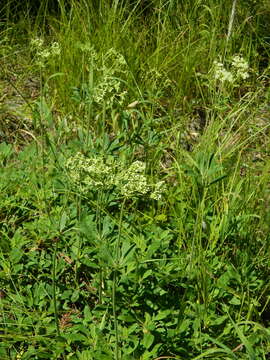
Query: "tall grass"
0 0 270 359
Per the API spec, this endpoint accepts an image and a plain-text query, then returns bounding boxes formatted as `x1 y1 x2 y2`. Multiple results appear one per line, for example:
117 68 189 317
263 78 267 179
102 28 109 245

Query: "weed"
0 1 270 359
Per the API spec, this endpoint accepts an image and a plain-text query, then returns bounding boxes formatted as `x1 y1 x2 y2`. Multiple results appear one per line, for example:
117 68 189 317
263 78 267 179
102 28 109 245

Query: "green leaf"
71 289 80 302
142 332 154 350
59 211 67 233
64 333 87 343
142 269 152 280
230 316 256 360
81 257 99 269
153 309 171 321
229 296 241 305
83 305 92 322
77 350 93 360
10 248 23 264
208 174 227 186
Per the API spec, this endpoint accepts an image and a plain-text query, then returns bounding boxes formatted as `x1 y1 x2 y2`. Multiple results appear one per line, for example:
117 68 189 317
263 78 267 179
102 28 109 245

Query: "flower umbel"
30 37 61 68
93 48 128 107
30 38 44 48
213 61 233 83
213 55 249 84
66 153 165 200
116 161 149 198
150 181 166 200
66 153 116 191
231 55 249 80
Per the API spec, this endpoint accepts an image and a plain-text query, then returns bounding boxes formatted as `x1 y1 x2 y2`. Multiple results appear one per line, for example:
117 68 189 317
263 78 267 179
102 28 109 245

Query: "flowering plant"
213 55 249 85
66 153 165 201
30 37 61 68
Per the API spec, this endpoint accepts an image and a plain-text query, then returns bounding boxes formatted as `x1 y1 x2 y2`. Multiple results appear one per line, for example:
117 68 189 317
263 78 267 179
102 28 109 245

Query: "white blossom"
212 55 249 84
66 154 165 200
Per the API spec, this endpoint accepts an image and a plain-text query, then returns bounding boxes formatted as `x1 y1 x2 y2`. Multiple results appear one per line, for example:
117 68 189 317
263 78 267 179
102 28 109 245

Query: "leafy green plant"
1 1 270 359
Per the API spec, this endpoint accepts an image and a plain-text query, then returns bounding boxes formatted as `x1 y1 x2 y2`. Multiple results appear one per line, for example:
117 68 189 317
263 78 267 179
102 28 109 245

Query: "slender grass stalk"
112 269 119 360
112 198 126 360
34 70 64 341
96 190 104 304
227 0 238 41
52 241 60 337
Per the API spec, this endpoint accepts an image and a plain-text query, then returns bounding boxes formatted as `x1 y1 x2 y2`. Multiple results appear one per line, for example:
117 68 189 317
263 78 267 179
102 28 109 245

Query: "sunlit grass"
0 1 270 359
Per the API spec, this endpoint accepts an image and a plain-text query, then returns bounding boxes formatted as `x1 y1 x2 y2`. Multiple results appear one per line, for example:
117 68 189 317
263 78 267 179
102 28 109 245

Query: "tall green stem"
52 242 60 337
112 198 126 360
227 0 238 41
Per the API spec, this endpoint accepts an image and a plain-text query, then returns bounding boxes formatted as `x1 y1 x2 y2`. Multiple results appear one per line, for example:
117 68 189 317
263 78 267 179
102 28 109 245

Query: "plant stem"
112 198 126 360
52 242 60 337
227 0 238 41
112 269 119 360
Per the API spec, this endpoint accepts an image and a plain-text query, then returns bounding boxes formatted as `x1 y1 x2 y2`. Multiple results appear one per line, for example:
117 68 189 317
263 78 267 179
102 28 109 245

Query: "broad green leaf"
142 332 154 349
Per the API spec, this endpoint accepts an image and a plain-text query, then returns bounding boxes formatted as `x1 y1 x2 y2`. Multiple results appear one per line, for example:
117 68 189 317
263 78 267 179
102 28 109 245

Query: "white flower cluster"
150 181 166 200
231 55 249 80
93 48 128 107
72 45 128 107
93 73 127 106
213 61 233 83
118 161 149 197
30 38 61 68
30 38 44 48
213 55 249 84
65 153 116 191
66 153 165 200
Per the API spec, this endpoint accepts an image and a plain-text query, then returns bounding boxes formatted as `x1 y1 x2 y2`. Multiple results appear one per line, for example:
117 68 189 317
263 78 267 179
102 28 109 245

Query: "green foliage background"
0 0 270 359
